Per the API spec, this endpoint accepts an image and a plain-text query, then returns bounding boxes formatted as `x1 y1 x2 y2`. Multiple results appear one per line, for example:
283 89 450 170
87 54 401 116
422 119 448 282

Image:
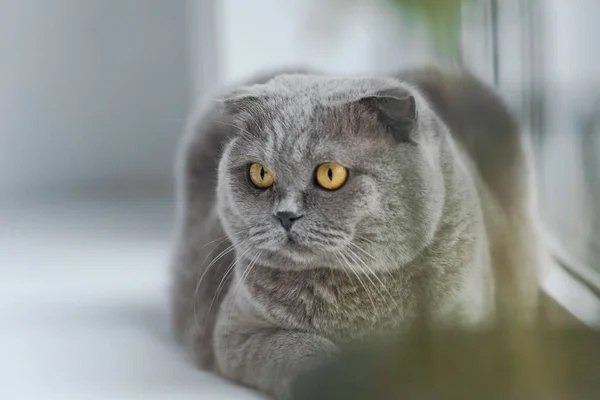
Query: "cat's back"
398 67 541 323
397 67 528 210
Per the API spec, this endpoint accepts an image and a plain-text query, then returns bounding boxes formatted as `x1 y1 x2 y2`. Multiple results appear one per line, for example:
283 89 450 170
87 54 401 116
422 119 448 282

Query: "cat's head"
216 74 446 271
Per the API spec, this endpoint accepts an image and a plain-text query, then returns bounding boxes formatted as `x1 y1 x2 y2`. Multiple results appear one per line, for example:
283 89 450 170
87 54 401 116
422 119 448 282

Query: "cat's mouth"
279 232 315 256
283 232 305 249
255 232 338 268
285 233 296 245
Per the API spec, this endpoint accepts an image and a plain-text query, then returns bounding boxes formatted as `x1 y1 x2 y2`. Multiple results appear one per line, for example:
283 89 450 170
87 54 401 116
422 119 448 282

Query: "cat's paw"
275 337 340 400
272 378 293 400
296 335 340 373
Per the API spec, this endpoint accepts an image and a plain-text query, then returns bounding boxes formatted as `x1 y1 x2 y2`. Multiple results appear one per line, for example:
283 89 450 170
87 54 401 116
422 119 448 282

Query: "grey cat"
170 67 544 399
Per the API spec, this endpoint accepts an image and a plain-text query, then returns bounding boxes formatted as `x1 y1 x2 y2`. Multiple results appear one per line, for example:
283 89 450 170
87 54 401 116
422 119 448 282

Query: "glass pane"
534 0 600 284
466 0 600 288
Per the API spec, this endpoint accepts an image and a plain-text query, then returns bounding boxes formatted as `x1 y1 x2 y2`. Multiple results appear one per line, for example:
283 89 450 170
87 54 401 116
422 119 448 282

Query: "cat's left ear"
358 89 417 143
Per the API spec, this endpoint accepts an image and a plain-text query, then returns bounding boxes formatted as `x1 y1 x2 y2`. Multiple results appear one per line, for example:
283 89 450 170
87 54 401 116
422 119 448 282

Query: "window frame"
463 0 600 327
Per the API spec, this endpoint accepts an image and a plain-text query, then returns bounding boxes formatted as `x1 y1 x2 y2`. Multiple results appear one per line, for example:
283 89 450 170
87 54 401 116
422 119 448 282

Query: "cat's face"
216 75 445 271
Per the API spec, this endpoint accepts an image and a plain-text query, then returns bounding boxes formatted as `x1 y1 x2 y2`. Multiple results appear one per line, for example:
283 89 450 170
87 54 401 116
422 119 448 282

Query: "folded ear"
358 89 417 143
218 91 264 116
216 91 268 135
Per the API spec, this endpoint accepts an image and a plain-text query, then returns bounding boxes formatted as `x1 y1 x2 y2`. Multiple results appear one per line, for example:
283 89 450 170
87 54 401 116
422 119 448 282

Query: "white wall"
216 0 436 85
0 0 190 200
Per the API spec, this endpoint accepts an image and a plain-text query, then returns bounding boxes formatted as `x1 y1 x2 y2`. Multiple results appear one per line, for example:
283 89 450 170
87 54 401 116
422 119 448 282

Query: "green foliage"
386 0 475 60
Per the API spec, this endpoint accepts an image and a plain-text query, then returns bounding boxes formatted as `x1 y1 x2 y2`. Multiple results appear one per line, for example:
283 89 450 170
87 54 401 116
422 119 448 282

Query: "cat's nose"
274 211 303 231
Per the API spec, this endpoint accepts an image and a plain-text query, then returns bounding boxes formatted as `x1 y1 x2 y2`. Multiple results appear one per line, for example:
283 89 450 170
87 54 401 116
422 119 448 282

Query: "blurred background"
1 0 599 399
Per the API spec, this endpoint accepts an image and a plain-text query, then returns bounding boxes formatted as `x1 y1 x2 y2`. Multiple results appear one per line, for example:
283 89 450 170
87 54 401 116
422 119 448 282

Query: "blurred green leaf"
385 0 475 61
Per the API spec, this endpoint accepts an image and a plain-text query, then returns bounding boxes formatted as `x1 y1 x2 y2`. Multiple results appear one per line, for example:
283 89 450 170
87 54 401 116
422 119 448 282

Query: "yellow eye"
316 162 348 190
249 163 274 189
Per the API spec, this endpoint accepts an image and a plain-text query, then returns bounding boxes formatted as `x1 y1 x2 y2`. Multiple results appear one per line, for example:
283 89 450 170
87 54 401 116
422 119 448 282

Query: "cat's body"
171 67 542 398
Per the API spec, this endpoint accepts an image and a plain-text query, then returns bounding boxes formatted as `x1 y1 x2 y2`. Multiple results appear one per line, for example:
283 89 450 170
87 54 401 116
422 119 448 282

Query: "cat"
170 66 544 399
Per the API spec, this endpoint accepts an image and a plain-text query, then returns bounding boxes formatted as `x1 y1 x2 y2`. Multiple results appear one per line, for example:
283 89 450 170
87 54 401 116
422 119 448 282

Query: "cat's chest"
244 266 419 341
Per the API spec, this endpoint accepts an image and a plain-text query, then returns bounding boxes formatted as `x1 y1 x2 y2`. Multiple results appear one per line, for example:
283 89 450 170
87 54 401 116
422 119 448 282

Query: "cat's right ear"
217 92 264 116
216 91 268 135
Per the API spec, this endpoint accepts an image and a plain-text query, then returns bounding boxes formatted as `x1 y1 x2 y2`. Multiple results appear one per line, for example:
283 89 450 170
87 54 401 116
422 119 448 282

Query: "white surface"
0 197 264 400
2 195 596 400
541 231 600 328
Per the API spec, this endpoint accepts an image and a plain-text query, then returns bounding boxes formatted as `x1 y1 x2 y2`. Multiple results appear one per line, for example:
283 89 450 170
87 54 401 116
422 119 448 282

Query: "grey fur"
170 67 542 398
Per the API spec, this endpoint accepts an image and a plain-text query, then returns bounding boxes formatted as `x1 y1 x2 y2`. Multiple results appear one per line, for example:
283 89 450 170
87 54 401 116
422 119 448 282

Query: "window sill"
541 237 600 329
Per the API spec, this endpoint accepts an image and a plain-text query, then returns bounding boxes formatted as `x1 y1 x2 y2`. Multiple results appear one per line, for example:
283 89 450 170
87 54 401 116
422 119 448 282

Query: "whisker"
343 246 389 306
224 250 263 359
333 251 354 283
201 246 253 340
355 235 381 246
345 244 399 309
347 241 377 261
338 249 378 315
306 230 345 241
201 241 244 278
347 240 392 277
354 236 397 279
196 233 240 277
198 233 231 250
193 241 245 332
225 250 263 329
